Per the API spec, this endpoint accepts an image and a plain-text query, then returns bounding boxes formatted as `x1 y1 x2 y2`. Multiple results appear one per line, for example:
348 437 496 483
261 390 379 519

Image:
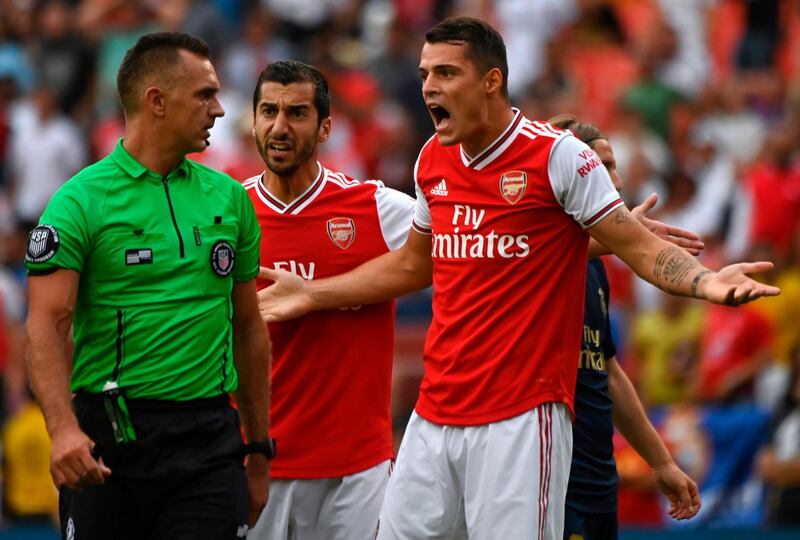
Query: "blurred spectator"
737 0 781 70
27 0 95 117
653 0 713 97
623 19 685 140
743 127 800 258
9 85 87 223
159 0 232 60
630 294 702 406
490 0 577 100
757 346 800 526
77 0 160 119
222 5 296 99
1 396 57 525
693 303 774 403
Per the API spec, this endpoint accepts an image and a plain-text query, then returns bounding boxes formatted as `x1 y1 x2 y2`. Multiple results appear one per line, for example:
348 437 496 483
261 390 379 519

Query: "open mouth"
268 141 292 154
428 104 451 130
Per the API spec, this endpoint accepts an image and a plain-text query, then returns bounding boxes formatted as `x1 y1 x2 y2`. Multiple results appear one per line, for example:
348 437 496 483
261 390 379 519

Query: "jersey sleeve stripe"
583 198 625 227
412 221 432 235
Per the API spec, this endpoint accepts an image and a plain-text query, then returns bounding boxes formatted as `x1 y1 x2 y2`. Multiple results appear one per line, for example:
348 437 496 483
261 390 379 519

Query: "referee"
24 33 272 539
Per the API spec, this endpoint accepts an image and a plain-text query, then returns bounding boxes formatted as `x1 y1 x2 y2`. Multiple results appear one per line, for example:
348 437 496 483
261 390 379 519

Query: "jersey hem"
415 392 575 426
270 447 394 480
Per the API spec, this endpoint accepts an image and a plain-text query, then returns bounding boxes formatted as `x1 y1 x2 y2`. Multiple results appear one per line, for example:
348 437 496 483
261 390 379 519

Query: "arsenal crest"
26 224 60 263
327 218 355 250
499 170 527 205
210 240 235 277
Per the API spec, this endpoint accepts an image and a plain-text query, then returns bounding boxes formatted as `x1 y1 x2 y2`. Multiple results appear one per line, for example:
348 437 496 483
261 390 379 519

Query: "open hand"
632 193 704 256
257 267 314 323
699 262 780 305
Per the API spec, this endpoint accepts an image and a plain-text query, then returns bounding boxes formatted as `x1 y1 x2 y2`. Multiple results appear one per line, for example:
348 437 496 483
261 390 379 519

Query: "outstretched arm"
589 206 779 305
609 358 701 520
258 229 433 323
588 193 704 258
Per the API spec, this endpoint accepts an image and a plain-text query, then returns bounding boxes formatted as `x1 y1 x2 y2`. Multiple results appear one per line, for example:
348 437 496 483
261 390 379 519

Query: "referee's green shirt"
25 140 261 400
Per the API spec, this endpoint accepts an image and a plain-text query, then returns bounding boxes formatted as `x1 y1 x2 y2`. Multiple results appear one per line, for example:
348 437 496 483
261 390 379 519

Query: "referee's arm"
26 269 111 490
231 278 272 525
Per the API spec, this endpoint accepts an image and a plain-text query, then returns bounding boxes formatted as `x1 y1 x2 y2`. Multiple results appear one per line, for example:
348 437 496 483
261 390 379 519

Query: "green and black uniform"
26 141 261 540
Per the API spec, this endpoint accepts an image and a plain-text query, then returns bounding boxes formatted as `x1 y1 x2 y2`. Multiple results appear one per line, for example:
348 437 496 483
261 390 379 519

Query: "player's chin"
435 131 458 147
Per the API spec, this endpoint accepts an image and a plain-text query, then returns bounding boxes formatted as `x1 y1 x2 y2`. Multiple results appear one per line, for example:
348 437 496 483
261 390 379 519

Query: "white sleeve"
372 182 416 251
411 153 432 234
547 134 624 228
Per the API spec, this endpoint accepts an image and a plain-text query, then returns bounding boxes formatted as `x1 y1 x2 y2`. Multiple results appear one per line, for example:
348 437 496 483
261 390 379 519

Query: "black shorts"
563 507 618 540
60 393 249 540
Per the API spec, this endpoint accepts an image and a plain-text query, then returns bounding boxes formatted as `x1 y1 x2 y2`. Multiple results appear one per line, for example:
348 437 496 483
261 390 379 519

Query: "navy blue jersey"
566 258 618 514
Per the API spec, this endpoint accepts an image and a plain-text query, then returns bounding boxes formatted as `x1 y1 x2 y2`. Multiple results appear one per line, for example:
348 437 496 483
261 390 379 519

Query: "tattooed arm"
588 206 779 305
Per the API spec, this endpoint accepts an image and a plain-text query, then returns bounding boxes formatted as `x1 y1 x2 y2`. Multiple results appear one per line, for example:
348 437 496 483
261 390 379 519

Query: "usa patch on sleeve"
26 224 60 263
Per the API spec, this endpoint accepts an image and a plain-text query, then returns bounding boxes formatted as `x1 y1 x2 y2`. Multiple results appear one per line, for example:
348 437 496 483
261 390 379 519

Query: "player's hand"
652 462 701 520
257 266 314 323
245 454 269 526
698 262 780 305
631 193 704 256
50 424 111 491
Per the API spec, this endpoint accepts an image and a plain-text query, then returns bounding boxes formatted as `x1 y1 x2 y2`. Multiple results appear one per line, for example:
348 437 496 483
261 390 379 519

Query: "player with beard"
257 18 778 539
550 114 701 540
244 61 414 540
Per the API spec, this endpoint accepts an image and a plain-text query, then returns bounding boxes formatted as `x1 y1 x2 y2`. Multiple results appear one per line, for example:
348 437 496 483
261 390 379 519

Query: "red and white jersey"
245 165 414 479
411 109 623 426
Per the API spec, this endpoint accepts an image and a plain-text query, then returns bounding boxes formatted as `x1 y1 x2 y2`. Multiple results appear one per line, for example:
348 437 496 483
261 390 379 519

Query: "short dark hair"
425 17 509 98
117 32 210 115
252 61 331 125
548 114 607 148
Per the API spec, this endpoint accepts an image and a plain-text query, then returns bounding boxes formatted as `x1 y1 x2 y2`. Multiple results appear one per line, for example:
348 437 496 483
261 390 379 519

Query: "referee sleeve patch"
26 224 60 263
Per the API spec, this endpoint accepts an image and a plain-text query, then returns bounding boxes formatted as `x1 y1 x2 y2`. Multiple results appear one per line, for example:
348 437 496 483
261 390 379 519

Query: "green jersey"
25 140 261 400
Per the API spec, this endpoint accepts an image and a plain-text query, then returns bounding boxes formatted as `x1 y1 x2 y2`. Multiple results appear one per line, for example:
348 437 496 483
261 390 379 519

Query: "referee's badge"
210 240 235 277
26 224 60 263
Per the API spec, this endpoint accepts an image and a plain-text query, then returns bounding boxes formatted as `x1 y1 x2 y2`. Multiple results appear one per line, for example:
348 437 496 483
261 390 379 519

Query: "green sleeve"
234 184 260 282
25 185 93 275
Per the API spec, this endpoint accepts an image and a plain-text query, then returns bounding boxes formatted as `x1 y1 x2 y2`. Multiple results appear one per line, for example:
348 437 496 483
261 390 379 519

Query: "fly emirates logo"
432 204 530 259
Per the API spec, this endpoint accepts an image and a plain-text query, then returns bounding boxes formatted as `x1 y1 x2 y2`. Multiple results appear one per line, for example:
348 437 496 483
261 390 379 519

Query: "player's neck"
263 161 321 205
122 124 185 177
460 106 515 159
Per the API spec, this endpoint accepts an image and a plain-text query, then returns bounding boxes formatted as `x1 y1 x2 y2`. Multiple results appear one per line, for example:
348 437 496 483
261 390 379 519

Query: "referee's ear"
143 86 166 117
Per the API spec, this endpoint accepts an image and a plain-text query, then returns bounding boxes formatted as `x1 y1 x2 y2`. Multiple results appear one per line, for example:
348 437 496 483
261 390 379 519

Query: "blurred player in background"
550 114 701 540
258 17 778 539
245 61 414 540
24 32 271 539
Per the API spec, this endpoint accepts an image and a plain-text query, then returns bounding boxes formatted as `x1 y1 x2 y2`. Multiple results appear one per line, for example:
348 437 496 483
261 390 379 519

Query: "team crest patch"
499 170 527 204
210 240 235 277
26 224 60 263
327 218 355 250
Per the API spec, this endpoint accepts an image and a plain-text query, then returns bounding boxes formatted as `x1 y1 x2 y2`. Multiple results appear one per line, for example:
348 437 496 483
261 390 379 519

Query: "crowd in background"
0 0 799 531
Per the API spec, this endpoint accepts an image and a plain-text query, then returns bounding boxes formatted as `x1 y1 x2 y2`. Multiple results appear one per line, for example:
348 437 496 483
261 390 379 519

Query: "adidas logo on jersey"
431 179 449 196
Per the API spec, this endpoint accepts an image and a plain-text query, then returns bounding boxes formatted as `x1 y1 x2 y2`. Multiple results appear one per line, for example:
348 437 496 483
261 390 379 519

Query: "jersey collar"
255 162 326 215
111 139 191 182
459 108 523 171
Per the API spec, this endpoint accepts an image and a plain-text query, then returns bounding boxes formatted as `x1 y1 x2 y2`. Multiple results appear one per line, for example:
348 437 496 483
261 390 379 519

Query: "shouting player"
244 61 415 539
258 17 778 539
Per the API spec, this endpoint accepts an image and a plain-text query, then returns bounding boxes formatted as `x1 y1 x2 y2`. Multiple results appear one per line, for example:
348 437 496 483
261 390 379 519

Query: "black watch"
244 438 277 459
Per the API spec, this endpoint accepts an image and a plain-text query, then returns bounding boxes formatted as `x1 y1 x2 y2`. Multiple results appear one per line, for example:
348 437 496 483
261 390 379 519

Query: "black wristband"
244 438 277 459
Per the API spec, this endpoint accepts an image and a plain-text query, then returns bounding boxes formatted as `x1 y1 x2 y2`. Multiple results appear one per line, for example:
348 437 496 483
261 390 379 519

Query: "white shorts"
248 459 392 540
377 403 572 540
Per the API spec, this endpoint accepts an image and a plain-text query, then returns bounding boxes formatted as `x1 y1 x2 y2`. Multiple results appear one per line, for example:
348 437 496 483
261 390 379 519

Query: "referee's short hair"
117 32 210 116
252 61 331 126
